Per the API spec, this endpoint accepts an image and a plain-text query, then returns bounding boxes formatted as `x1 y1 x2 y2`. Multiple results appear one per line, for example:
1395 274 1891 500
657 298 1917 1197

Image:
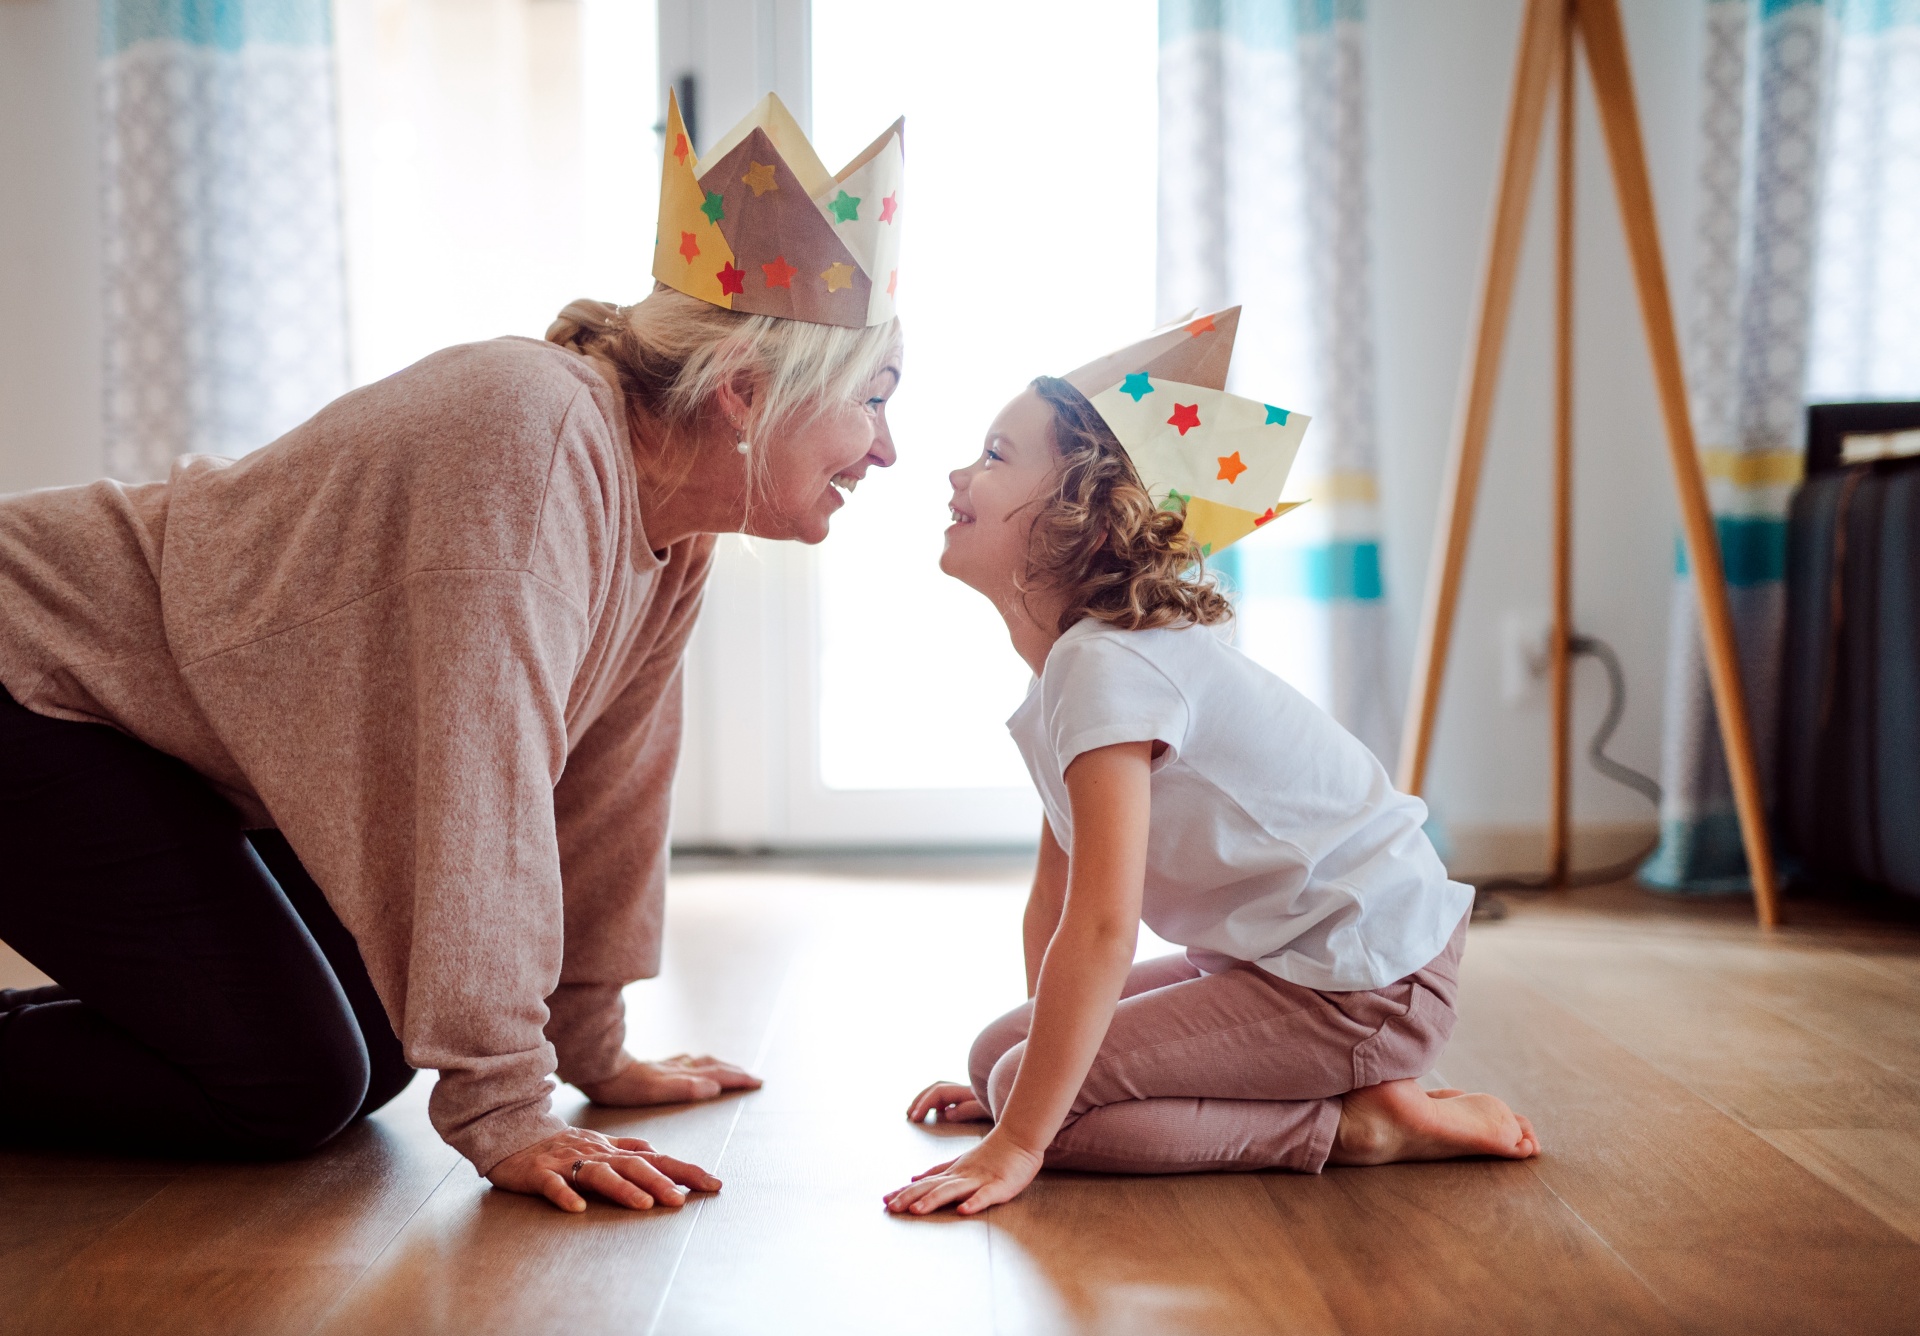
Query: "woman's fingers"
539 1169 588 1213
588 1158 663 1209
642 1151 723 1193
611 1136 656 1153
665 1054 763 1090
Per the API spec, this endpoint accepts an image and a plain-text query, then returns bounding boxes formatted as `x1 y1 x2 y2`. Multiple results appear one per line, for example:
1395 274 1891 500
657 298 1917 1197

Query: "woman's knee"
216 1031 372 1157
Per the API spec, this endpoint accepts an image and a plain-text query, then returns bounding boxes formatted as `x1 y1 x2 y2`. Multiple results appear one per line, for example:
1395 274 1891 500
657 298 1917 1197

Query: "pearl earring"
736 437 751 455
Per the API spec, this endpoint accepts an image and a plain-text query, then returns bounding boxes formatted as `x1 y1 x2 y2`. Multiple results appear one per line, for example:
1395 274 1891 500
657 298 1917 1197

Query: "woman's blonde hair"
546 287 901 497
1023 375 1233 634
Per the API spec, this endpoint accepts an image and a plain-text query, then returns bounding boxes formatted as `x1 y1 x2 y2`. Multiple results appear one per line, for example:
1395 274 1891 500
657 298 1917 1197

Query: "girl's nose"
948 467 966 489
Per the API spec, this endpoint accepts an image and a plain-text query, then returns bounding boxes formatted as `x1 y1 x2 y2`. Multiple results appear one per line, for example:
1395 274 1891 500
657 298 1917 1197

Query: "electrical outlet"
1499 610 1553 705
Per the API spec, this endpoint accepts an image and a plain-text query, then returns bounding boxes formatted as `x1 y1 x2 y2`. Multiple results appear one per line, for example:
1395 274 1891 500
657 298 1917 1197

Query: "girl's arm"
887 740 1150 1216
1024 818 1071 997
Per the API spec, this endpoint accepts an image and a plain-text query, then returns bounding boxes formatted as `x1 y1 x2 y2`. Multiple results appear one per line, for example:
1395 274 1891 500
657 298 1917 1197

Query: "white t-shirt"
1006 618 1472 992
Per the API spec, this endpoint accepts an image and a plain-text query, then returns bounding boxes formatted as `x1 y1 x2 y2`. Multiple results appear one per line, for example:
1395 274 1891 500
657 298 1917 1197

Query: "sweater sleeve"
545 536 716 1086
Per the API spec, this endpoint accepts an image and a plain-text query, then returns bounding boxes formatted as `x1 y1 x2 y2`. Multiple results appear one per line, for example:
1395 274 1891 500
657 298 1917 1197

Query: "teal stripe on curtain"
1672 517 1789 586
99 0 331 56
1243 541 1384 600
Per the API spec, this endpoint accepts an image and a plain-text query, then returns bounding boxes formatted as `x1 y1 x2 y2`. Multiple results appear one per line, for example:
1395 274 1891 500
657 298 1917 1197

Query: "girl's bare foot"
1329 1078 1539 1166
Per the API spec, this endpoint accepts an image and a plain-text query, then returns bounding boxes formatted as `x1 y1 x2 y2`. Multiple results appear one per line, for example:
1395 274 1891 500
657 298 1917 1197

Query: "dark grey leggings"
0 688 412 1158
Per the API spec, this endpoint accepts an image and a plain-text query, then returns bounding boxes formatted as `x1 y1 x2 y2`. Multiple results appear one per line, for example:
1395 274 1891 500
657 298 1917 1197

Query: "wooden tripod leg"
1549 2 1575 888
1397 0 1567 797
1575 0 1783 926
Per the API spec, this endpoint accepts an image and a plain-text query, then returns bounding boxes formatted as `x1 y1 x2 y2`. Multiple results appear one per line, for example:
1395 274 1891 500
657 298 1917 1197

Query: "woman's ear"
714 371 756 434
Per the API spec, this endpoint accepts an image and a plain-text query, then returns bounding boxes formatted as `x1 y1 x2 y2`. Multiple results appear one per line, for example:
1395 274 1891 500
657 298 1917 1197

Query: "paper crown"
1063 307 1310 557
653 91 903 329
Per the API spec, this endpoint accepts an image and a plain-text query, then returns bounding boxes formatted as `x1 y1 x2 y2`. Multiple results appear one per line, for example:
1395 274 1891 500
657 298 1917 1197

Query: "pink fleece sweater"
0 337 714 1172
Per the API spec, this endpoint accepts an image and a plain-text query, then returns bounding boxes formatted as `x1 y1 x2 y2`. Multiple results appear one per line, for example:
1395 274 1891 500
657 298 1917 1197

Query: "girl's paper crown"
1064 307 1310 557
653 91 904 329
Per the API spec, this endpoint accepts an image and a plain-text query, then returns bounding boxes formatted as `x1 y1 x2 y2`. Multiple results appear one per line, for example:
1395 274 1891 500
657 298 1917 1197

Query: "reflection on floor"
6 858 1920 1334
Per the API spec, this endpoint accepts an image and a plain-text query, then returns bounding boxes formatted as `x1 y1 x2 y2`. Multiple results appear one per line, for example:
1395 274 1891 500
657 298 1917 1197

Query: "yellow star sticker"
742 162 779 196
821 262 855 293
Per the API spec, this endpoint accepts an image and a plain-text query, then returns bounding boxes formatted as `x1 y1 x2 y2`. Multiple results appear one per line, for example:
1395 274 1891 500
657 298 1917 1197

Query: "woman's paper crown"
1064 307 1310 557
653 91 903 329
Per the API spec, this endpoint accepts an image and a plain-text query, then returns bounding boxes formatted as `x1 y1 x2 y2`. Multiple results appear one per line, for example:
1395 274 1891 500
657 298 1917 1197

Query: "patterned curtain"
1157 0 1395 762
99 0 349 480
1645 0 1920 893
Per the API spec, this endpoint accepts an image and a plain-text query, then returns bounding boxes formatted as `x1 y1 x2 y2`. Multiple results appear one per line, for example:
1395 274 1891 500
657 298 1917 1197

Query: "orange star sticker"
821 262 855 292
673 133 690 165
742 161 779 196
1168 403 1202 435
1185 314 1216 337
1216 451 1247 483
678 231 700 263
762 256 799 288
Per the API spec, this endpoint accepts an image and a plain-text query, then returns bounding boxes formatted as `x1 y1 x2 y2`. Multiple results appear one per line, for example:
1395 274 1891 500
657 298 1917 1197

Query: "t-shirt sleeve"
1042 632 1191 770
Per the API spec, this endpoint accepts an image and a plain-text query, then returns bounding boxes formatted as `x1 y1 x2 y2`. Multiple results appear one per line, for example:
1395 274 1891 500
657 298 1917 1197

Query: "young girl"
884 311 1538 1217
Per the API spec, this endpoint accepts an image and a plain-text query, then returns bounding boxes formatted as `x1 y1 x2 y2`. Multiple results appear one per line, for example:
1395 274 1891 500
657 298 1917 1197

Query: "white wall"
1370 0 1701 838
0 0 103 493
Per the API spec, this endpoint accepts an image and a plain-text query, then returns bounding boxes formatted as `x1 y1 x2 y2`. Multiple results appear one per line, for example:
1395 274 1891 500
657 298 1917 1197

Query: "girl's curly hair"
1022 375 1233 634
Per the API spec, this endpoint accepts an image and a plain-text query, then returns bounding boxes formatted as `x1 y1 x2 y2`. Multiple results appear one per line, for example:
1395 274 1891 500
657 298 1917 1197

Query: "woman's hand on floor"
488 1127 721 1213
884 1129 1044 1216
906 1080 989 1124
577 1052 762 1106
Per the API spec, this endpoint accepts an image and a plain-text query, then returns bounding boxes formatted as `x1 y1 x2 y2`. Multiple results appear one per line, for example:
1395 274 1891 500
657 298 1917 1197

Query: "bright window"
809 0 1158 790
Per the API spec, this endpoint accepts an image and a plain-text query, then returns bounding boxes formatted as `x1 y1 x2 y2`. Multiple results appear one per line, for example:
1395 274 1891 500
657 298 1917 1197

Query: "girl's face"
748 360 901 544
940 388 1061 599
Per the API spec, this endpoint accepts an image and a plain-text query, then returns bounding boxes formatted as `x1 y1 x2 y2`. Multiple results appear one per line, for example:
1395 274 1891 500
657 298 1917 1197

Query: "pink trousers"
968 914 1468 1174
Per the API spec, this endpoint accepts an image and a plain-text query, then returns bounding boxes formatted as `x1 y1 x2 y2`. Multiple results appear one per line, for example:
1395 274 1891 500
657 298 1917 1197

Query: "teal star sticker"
1121 372 1154 401
700 191 725 224
828 189 861 223
1264 404 1290 425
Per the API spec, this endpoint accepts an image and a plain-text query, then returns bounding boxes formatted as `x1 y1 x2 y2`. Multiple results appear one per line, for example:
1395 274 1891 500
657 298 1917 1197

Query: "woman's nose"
869 418 898 468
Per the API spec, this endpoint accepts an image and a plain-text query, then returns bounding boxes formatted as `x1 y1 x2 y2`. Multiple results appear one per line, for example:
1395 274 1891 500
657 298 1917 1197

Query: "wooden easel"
1394 0 1783 927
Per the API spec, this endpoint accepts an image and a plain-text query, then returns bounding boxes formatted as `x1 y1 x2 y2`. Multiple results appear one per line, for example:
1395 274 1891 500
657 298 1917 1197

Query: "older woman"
0 285 901 1212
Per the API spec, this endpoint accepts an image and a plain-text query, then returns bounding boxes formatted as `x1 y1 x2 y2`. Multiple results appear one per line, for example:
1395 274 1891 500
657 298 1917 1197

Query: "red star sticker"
887 269 898 296
762 256 799 289
880 193 899 223
673 133 690 165
717 261 745 295
1254 507 1278 527
1216 451 1247 483
678 231 700 263
1168 403 1202 435
1185 314 1216 337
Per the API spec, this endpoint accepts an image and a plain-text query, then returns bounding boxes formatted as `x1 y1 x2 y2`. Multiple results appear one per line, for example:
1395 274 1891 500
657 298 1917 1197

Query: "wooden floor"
6 861 1920 1334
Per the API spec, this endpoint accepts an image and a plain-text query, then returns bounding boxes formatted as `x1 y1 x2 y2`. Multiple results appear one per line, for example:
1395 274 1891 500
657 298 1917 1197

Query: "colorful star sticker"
1161 488 1192 513
673 133 690 165
880 193 899 223
1254 507 1278 526
762 256 799 288
742 162 779 196
1216 451 1248 483
717 261 745 295
678 231 700 263
1185 314 1216 337
887 269 898 296
1168 403 1202 435
1264 404 1290 425
827 190 861 223
1120 372 1154 401
700 191 725 224
821 262 855 292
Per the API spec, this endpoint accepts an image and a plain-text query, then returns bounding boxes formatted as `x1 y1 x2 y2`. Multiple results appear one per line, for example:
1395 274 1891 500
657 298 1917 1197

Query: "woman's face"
940 388 1060 600
748 360 901 544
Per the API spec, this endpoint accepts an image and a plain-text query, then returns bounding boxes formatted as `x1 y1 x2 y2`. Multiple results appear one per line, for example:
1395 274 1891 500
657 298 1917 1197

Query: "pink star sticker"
1168 403 1201 435
880 193 898 223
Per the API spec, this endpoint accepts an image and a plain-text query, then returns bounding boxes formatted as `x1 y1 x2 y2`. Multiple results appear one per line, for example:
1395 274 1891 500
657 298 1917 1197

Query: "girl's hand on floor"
883 1130 1044 1216
906 1080 989 1123
577 1052 762 1106
488 1127 721 1213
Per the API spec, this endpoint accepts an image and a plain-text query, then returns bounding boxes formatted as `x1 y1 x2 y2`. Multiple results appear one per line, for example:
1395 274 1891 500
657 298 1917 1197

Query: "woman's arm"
1024 818 1070 997
887 740 1151 1215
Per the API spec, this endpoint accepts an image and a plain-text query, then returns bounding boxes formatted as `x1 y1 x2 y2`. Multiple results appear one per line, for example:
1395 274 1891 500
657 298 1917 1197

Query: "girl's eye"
984 447 1003 464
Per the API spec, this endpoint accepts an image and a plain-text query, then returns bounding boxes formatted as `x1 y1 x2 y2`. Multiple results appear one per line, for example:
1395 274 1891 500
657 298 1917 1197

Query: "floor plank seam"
1522 1151 1685 1327
643 941 804 1336
299 1154 462 1336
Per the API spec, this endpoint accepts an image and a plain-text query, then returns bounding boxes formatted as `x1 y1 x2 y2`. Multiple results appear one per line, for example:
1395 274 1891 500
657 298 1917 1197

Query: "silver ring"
571 1158 586 1187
